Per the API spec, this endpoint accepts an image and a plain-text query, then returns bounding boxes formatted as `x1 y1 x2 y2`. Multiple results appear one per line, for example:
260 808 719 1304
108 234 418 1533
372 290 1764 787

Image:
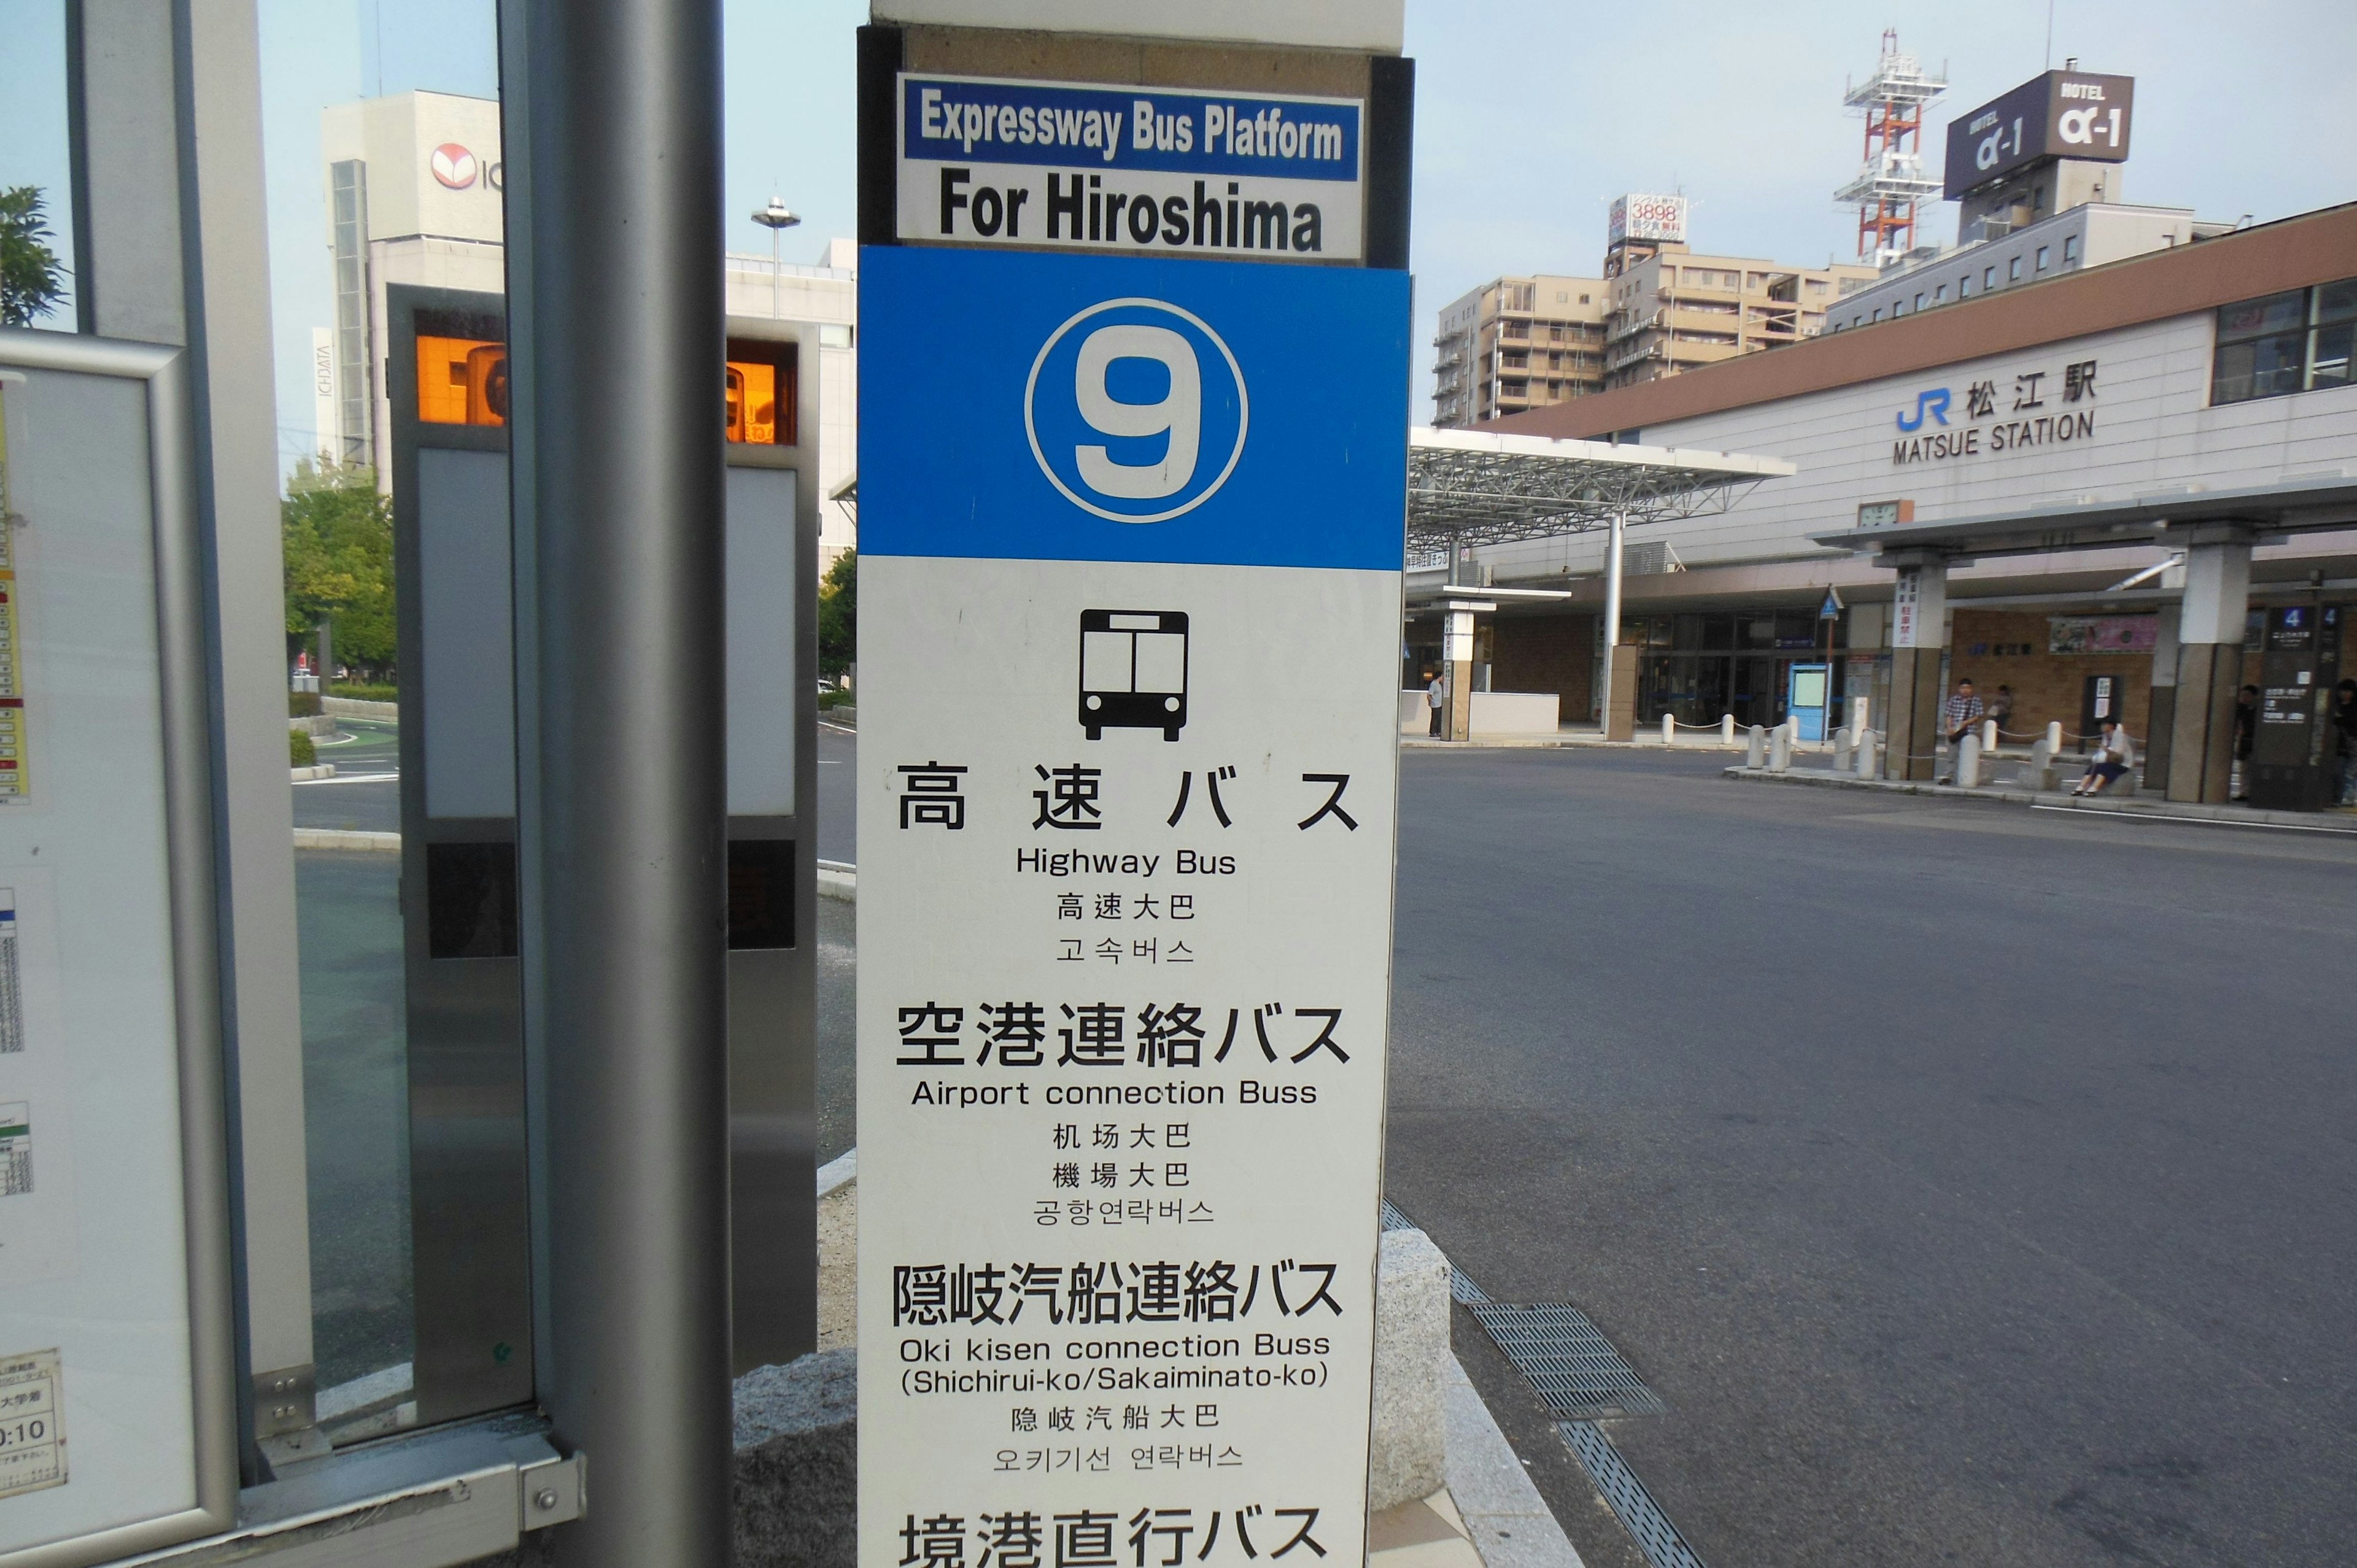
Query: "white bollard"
2045 720 2063 752
1720 713 1736 746
1832 725 1854 773
1983 718 1998 752
1746 725 1765 769
1857 728 1880 779
1768 721 1794 773
1957 733 1982 788
1661 712 1676 746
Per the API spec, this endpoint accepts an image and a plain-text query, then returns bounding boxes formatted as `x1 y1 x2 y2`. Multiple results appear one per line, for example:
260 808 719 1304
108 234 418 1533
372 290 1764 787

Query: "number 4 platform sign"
857 233 1409 1566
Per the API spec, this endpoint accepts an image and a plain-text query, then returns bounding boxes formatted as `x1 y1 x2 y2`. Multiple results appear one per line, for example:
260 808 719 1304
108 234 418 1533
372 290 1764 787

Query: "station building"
1418 199 2357 803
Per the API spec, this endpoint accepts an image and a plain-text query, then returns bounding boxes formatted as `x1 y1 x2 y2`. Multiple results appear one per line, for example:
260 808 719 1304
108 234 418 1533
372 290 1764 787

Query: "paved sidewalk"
1404 725 1754 754
1725 763 2357 833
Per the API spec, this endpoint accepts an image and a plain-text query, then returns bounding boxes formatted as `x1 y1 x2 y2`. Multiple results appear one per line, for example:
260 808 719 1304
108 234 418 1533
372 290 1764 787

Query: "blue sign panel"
903 74 1361 182
859 244 1408 571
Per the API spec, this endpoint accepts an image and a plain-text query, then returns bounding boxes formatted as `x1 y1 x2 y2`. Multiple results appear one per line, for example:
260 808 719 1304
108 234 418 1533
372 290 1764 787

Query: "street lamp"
751 196 800 319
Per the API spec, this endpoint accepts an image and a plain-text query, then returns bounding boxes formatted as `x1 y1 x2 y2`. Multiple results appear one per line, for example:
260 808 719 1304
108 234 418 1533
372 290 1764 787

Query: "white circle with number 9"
1025 297 1249 524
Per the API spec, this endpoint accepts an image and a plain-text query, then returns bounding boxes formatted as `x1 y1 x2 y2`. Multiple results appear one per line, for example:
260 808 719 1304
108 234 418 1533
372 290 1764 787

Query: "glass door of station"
1629 611 1849 730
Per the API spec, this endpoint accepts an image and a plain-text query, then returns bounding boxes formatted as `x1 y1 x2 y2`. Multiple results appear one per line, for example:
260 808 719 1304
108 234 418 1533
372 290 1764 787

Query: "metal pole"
1602 510 1625 724
518 0 731 1561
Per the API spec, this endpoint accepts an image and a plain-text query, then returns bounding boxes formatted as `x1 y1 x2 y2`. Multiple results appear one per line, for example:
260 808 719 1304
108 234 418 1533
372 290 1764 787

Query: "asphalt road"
1384 746 2357 1568
816 717 855 862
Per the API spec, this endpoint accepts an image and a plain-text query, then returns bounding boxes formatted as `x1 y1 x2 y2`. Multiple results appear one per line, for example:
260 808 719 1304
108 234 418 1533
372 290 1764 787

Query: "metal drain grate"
1470 1302 1667 1419
1558 1420 1705 1568
1379 1199 1414 1232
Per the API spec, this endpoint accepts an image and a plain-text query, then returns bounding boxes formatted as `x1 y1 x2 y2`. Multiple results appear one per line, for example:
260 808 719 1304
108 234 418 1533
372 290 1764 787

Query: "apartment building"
1430 275 1608 428
1602 247 1878 389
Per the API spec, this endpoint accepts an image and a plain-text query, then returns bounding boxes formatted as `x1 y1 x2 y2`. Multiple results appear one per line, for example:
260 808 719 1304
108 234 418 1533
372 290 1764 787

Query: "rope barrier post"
1720 713 1735 746
1832 725 1853 773
1982 718 1997 752
1957 732 1982 788
1857 728 1880 780
2027 735 2056 792
1746 725 1765 769
1660 712 1675 746
2045 719 2062 753
1768 722 1793 773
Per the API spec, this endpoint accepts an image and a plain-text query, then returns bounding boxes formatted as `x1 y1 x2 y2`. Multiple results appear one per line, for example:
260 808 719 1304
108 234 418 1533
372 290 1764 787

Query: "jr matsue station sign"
857 7 1413 1565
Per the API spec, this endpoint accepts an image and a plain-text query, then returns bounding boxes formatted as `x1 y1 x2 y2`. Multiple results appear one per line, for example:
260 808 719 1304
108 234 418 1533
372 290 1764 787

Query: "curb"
293 828 400 852
818 859 856 902
1724 764 2357 833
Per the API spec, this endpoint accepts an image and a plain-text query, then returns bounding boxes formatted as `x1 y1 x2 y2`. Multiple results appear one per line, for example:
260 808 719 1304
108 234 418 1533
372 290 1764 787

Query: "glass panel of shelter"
258 1 524 1446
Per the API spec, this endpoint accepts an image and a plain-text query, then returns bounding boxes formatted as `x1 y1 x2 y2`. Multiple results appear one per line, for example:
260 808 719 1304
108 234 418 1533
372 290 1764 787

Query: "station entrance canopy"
832 428 1798 565
1406 426 1795 559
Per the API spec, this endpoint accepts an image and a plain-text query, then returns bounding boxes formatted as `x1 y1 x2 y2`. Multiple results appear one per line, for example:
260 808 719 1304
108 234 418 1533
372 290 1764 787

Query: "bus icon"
1079 610 1188 741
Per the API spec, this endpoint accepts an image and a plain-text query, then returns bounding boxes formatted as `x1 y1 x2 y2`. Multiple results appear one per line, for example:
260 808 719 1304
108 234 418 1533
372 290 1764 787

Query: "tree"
818 549 856 679
282 468 395 678
0 188 67 328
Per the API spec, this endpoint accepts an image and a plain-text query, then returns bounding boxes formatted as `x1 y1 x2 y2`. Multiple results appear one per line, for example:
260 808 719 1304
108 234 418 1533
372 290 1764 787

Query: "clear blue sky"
3 0 2351 468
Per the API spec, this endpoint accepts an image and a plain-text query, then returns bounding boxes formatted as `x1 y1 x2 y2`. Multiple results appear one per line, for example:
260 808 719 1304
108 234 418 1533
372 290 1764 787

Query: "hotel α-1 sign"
856 230 1409 1567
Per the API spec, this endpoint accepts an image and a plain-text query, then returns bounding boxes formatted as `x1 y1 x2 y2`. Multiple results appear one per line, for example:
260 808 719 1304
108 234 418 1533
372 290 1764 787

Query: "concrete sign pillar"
1603 642 1638 741
1599 510 1626 733
1883 555 1949 781
1443 603 1477 741
2143 612 2181 793
2166 533 2252 804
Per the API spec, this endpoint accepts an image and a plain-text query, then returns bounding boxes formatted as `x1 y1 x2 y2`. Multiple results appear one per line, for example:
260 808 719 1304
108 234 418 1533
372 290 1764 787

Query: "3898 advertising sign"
857 226 1408 1567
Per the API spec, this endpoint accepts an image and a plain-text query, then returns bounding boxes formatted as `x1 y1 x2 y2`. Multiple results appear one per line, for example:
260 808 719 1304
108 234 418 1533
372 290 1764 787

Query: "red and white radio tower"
1835 30 1946 265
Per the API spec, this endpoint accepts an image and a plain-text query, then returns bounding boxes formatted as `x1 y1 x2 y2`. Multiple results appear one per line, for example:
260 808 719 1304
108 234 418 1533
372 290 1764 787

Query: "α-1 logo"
1026 298 1248 524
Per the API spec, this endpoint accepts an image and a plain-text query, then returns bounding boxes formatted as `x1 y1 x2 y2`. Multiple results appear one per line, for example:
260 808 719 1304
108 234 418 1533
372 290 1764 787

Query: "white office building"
317 90 859 565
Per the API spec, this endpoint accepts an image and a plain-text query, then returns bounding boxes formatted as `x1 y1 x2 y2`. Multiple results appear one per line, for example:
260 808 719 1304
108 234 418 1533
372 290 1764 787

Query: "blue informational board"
1789 662 1829 741
859 244 1409 570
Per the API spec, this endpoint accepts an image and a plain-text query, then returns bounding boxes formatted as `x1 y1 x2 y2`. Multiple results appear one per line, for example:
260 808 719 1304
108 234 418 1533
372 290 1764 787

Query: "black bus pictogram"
1078 610 1188 741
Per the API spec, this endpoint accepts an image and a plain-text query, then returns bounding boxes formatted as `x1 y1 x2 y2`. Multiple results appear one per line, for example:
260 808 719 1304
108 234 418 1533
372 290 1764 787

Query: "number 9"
1073 325 1200 500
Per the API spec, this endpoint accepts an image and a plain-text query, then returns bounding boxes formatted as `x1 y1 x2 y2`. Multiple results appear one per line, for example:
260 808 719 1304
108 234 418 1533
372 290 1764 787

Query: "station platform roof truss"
1406 427 1795 555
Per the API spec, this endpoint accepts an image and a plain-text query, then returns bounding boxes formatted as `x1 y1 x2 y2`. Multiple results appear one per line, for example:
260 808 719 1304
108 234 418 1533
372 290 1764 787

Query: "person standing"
1940 677 1984 777
2335 679 2357 807
1984 683 2015 738
2231 684 2258 800
1426 668 1447 738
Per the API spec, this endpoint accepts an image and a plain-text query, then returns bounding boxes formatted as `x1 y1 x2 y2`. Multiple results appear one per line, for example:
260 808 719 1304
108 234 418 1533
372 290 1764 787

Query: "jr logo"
1026 298 1249 523
1896 388 1951 433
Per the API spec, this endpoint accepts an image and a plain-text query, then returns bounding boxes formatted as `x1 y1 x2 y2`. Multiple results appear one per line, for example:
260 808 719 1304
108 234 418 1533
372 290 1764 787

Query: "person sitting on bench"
2070 721 2135 797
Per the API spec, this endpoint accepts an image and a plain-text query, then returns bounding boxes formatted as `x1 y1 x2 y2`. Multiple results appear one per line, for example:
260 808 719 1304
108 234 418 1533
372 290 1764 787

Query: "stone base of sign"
816 1178 856 1350
1371 1227 1451 1510
733 1350 859 1567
